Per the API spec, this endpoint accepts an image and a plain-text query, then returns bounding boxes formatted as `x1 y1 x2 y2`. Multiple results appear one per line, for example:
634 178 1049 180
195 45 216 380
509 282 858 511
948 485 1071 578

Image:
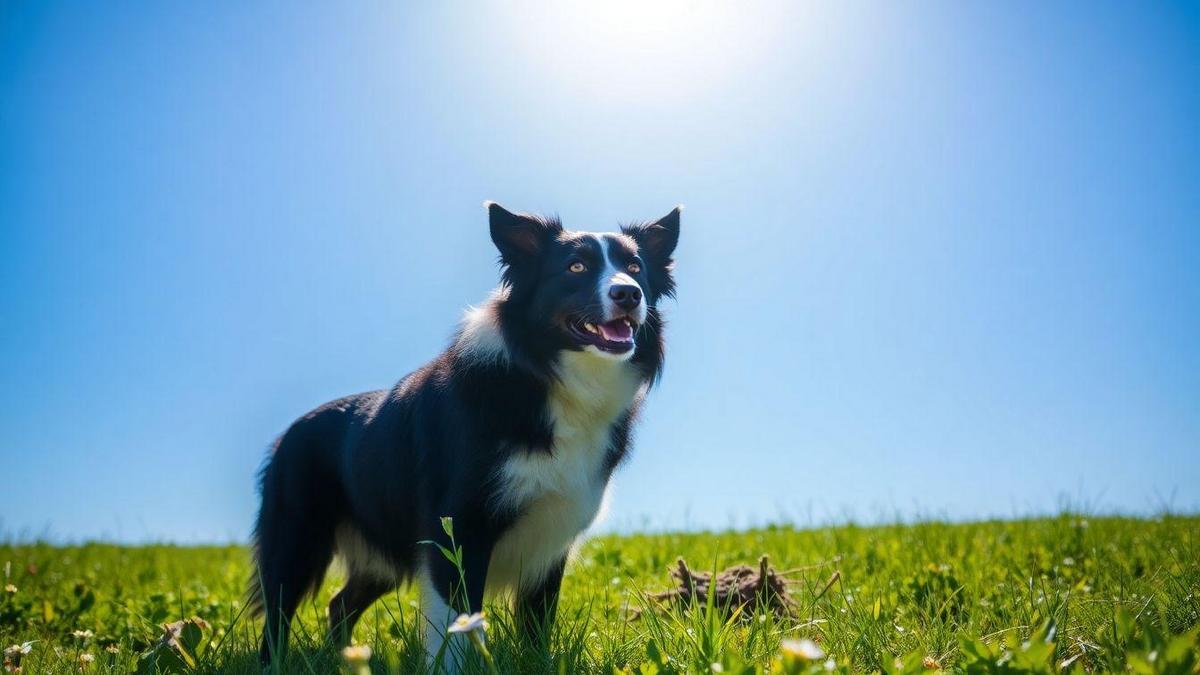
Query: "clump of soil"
646 556 799 620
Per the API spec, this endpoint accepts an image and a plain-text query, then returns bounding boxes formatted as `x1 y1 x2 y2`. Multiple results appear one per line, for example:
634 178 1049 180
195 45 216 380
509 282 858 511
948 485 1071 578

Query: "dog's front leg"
516 555 566 650
420 527 492 672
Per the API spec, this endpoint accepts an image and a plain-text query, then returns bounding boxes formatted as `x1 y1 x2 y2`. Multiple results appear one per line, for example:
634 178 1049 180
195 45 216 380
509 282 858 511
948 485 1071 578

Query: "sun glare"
506 1 787 103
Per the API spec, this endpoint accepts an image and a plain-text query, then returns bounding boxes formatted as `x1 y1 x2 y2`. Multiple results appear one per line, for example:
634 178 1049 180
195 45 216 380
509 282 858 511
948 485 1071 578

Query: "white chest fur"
487 351 643 594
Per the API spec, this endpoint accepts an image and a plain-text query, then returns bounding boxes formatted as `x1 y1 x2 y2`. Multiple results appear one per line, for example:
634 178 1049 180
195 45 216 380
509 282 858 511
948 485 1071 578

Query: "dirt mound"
647 556 798 619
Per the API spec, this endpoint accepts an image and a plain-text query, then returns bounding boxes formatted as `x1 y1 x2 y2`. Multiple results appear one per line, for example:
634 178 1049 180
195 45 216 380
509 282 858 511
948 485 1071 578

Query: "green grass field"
2 516 1198 673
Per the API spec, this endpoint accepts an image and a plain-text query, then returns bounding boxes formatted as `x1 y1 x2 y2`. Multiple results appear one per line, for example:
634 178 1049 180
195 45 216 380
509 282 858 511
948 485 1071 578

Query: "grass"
2 515 1198 673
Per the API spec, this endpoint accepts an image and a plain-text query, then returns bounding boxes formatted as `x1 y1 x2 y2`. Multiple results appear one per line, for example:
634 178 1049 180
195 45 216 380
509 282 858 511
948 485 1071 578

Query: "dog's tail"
245 421 343 620
244 439 280 619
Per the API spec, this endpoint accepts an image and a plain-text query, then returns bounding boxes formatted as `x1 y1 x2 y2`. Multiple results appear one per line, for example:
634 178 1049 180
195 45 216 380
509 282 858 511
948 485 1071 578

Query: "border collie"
250 202 680 668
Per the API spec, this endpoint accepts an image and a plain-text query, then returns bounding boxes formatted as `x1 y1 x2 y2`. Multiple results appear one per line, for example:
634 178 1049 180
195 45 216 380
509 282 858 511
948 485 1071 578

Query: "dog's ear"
487 201 560 264
623 205 681 267
622 205 681 300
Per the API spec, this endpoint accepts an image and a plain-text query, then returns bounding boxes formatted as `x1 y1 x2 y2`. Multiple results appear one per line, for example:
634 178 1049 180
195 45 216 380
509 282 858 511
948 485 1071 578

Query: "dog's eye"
627 262 642 275
568 261 586 273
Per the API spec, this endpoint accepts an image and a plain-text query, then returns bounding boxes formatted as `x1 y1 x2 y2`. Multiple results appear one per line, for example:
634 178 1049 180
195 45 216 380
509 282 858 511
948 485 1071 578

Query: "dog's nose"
608 284 642 310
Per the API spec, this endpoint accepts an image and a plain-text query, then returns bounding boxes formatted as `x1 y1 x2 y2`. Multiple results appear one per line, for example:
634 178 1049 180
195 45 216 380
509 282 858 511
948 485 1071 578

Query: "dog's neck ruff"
548 350 644 437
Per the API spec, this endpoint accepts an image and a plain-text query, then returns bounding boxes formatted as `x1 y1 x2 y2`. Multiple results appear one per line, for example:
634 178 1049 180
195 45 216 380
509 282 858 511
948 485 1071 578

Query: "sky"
1 2 1198 544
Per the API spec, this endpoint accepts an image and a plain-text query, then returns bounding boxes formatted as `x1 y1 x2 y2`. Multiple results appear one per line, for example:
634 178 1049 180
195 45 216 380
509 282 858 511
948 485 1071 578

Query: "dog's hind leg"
329 575 392 648
255 508 339 664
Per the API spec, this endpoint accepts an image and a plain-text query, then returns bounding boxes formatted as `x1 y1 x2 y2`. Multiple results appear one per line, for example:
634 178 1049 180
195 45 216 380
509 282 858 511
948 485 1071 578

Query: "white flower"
3 585 15 594
72 630 94 640
446 612 499 673
341 644 372 664
781 638 825 661
78 653 95 666
3 642 33 673
447 612 489 636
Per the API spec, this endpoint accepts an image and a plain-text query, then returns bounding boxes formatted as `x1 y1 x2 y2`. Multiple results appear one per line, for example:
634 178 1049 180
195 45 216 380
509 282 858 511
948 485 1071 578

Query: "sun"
502 1 787 104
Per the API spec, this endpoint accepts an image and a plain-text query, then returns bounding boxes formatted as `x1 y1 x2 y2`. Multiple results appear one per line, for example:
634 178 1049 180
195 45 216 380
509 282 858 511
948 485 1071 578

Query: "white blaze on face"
595 235 648 326
574 235 646 362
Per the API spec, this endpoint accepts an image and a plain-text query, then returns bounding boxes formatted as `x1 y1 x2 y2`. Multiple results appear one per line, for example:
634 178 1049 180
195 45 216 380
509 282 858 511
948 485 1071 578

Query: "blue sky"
1 2 1197 543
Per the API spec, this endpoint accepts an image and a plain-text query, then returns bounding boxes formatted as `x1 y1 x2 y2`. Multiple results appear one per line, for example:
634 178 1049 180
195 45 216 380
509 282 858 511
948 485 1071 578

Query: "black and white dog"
250 202 680 667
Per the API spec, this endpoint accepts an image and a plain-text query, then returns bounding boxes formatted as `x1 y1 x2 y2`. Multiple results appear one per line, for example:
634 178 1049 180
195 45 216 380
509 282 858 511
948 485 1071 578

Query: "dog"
250 202 680 668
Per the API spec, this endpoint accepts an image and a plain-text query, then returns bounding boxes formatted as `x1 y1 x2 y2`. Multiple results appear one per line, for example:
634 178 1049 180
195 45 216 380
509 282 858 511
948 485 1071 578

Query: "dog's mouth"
566 317 638 354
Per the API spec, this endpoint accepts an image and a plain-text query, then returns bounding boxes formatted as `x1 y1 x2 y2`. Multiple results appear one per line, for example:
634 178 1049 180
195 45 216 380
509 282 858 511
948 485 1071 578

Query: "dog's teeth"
585 323 598 334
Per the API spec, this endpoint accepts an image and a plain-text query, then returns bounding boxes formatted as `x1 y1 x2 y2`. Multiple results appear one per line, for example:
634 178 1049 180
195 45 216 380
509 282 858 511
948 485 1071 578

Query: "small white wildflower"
447 612 499 673
3 642 33 674
781 638 825 661
71 630 94 640
446 612 489 635
824 658 837 671
2 585 14 595
104 644 120 654
78 653 95 667
341 644 372 675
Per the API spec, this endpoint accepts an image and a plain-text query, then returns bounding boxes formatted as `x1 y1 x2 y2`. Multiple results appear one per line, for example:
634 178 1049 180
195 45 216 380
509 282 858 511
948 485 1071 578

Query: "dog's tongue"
598 319 633 342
